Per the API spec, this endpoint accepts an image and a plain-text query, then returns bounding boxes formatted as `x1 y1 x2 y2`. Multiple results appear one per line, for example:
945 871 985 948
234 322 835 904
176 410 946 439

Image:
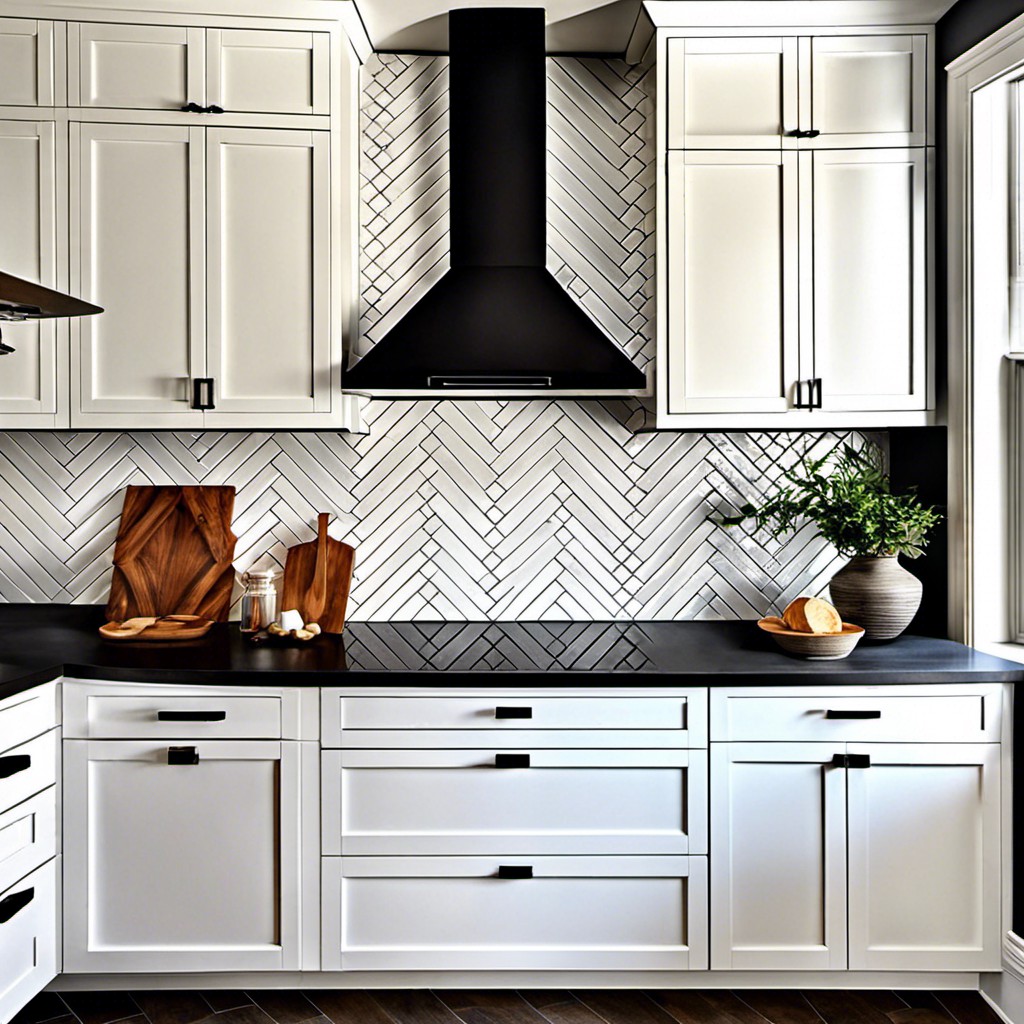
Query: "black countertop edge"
0 603 1022 703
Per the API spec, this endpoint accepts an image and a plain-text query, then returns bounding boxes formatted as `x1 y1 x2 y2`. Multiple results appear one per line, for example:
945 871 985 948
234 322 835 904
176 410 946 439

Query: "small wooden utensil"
280 513 355 634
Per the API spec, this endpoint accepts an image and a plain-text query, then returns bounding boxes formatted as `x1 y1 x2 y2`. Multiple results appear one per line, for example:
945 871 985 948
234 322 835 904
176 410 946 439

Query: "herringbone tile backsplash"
0 55 879 621
0 409 875 620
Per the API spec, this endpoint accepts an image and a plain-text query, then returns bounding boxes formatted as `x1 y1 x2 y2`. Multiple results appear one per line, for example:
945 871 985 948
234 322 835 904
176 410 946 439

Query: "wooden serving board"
99 615 215 642
280 513 355 634
105 486 238 622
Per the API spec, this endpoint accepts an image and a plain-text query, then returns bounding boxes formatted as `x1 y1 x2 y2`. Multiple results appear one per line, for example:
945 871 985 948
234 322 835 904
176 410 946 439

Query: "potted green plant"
712 443 942 639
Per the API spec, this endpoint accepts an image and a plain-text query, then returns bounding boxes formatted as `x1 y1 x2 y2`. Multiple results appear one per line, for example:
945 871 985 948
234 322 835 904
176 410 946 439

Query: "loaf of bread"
782 596 843 634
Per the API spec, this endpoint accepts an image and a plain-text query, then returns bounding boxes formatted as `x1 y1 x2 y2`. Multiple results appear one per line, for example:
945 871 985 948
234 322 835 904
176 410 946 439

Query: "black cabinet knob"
497 865 533 879
167 746 200 766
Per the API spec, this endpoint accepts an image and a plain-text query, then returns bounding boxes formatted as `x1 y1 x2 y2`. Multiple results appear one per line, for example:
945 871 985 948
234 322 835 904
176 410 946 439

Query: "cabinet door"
0 19 54 106
207 30 328 115
205 128 330 418
710 743 847 970
667 37 797 149
666 150 798 413
846 743 1001 971
70 23 204 110
0 121 64 425
809 148 927 411
808 36 927 148
71 122 205 426
63 738 301 972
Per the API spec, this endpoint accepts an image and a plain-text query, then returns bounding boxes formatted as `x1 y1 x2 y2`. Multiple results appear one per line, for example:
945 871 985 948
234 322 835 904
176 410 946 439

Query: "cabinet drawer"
323 748 707 856
63 681 286 739
0 789 56 897
323 691 707 748
0 731 56 816
0 857 57 1024
710 686 1001 743
0 19 55 106
0 682 58 751
323 855 708 972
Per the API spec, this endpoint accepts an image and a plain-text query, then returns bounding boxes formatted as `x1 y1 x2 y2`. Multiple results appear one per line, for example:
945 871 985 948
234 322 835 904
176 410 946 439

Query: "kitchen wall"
0 53 879 621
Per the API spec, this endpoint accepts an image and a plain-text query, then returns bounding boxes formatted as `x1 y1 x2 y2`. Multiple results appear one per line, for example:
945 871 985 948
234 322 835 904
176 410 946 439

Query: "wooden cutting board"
105 486 238 622
280 513 355 634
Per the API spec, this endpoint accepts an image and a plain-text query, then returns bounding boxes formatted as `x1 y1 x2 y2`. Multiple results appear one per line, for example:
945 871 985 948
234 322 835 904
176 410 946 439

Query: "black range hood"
345 7 646 393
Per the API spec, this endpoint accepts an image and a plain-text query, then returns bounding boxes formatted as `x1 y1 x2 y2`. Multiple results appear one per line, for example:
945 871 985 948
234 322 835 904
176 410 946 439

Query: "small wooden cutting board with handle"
280 513 355 634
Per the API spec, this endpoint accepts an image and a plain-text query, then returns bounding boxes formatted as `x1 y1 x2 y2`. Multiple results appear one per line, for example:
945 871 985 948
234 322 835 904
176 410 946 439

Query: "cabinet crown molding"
644 0 952 28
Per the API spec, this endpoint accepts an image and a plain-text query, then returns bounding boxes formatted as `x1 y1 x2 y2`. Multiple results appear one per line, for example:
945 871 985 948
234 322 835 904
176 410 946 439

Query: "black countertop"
0 604 1021 702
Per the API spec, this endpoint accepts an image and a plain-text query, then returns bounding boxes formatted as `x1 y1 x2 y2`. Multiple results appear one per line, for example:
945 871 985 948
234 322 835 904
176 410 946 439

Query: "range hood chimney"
345 7 647 393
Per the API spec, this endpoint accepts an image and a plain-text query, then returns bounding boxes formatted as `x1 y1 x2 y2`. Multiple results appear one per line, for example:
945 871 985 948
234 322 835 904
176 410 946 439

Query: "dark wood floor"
11 989 1006 1024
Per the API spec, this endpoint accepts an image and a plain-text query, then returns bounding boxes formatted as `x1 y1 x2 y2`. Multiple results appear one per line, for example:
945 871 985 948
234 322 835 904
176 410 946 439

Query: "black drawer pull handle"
495 753 530 769
167 746 199 766
495 706 532 719
0 887 34 924
831 753 871 769
826 710 881 719
157 710 227 722
180 101 205 113
0 754 30 779
497 865 533 879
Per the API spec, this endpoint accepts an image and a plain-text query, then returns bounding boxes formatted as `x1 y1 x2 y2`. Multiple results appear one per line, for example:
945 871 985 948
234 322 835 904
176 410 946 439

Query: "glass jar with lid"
239 570 278 632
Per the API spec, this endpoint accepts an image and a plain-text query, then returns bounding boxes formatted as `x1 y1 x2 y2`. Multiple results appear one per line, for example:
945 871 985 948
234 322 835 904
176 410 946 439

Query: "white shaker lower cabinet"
710 742 848 970
322 856 708 972
710 688 1002 972
63 738 303 972
0 681 59 1024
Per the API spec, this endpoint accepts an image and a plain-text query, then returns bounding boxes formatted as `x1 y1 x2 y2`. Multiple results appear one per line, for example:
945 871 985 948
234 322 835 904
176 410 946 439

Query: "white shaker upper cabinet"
71 122 205 426
204 128 330 418
667 37 797 150
207 30 328 116
0 121 65 426
809 36 927 148
666 150 798 414
0 19 54 106
809 148 928 412
70 24 205 111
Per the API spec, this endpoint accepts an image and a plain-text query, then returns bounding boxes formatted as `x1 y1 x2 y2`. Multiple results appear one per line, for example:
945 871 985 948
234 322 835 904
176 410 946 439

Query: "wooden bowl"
757 616 865 660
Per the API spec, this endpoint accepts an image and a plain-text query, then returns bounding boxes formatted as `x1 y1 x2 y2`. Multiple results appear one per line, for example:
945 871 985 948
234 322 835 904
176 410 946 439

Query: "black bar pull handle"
157 710 227 722
826 709 881 719
0 886 34 924
494 753 530 769
205 104 225 114
192 378 215 410
180 101 205 113
167 746 200 766
497 865 533 879
0 754 30 779
495 706 532 719
830 753 872 769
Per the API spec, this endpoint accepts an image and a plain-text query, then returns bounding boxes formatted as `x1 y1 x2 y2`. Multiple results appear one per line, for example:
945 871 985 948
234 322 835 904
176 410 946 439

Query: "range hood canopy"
345 7 646 393
0 271 103 321
0 270 103 354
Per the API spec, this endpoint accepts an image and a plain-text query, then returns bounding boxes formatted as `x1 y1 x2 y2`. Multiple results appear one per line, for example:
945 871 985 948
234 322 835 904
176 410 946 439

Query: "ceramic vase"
828 555 922 640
